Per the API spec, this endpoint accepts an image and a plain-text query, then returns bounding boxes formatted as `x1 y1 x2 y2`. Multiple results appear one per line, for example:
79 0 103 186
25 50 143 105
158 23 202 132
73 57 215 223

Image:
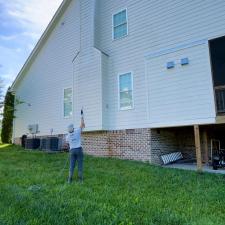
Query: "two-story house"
11 0 225 169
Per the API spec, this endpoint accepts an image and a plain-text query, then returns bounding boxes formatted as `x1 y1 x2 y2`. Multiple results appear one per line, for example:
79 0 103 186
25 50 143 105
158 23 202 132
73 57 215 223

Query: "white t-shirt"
66 128 82 149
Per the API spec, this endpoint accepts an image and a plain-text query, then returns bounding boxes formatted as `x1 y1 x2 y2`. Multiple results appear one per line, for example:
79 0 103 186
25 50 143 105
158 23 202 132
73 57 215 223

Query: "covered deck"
153 124 225 173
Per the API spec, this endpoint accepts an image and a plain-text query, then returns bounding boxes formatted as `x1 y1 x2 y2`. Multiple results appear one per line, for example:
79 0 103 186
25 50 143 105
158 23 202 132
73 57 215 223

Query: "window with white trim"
119 72 133 110
63 88 72 118
113 9 128 40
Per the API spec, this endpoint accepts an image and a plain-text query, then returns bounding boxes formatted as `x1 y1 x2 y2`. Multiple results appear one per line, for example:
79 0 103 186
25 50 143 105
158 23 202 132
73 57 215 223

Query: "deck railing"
215 86 225 114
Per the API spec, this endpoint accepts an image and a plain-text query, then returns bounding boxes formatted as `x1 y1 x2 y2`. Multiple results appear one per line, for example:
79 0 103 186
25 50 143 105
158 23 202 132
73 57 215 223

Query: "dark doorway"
210 36 225 86
209 36 225 114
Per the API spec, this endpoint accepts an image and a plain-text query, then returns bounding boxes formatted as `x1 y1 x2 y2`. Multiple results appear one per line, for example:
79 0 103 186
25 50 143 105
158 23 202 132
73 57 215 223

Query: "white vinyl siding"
146 42 215 127
119 72 133 110
113 9 128 40
95 0 224 129
15 0 225 136
13 0 81 137
63 88 72 118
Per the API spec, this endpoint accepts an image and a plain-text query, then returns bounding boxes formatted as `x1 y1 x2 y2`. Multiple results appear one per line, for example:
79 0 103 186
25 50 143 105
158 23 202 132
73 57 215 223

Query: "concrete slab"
163 162 225 174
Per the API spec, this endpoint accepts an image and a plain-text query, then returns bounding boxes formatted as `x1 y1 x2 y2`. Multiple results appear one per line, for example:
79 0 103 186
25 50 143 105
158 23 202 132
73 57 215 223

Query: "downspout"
93 0 97 48
79 0 82 52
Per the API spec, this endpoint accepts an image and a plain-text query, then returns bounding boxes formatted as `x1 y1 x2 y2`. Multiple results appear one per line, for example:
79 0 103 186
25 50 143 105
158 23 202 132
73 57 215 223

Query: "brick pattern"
150 129 179 165
176 127 196 159
82 129 151 162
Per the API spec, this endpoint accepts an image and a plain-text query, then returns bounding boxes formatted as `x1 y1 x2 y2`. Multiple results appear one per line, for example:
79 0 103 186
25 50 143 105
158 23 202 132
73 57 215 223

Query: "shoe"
68 177 72 184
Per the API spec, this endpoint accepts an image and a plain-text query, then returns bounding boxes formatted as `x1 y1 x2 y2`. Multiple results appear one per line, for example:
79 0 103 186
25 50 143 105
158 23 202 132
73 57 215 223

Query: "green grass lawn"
1 145 225 225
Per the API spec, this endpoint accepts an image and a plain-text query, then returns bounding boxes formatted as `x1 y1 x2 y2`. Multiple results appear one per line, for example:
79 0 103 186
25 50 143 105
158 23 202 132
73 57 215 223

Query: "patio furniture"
161 152 183 165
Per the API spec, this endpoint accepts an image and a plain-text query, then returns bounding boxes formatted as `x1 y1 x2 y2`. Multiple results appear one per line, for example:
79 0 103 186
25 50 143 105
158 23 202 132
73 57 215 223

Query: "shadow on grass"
0 143 12 149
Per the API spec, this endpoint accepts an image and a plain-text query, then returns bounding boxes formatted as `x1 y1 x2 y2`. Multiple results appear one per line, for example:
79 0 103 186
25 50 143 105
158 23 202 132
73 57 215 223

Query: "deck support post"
202 130 208 163
194 125 202 172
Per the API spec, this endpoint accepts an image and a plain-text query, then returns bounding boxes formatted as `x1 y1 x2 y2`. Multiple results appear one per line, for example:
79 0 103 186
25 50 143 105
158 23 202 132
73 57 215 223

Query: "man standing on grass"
66 110 85 183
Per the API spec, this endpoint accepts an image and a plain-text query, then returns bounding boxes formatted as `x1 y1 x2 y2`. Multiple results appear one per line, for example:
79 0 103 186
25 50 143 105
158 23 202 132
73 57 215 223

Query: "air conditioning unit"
28 124 39 135
25 138 40 149
40 137 62 151
40 138 48 150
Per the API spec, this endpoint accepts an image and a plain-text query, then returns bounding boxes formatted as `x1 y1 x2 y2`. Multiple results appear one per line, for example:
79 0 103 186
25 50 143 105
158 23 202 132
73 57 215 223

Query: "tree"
0 79 4 141
0 79 3 110
1 87 15 143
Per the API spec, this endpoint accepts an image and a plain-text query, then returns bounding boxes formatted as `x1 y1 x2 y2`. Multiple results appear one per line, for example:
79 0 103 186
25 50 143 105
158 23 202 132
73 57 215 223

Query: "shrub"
1 88 15 143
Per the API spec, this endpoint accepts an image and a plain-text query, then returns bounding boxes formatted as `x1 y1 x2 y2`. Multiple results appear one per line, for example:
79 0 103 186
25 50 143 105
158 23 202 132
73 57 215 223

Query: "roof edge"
11 0 72 91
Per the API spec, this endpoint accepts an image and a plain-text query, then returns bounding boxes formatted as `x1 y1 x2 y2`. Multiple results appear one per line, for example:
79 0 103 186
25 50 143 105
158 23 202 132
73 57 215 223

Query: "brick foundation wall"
150 129 179 165
150 127 198 165
176 127 196 159
150 127 214 165
13 126 212 165
83 129 151 162
14 128 152 162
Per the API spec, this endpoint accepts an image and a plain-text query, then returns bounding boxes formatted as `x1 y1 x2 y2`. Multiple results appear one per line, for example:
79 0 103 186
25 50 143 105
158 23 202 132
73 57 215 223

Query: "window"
63 88 72 118
119 72 133 110
113 9 128 40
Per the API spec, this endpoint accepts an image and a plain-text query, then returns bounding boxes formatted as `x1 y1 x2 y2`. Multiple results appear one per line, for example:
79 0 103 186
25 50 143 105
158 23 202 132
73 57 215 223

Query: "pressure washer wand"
80 108 85 129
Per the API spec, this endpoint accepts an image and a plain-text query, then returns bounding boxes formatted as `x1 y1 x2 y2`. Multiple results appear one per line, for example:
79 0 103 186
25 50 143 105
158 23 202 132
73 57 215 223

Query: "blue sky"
0 0 63 93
